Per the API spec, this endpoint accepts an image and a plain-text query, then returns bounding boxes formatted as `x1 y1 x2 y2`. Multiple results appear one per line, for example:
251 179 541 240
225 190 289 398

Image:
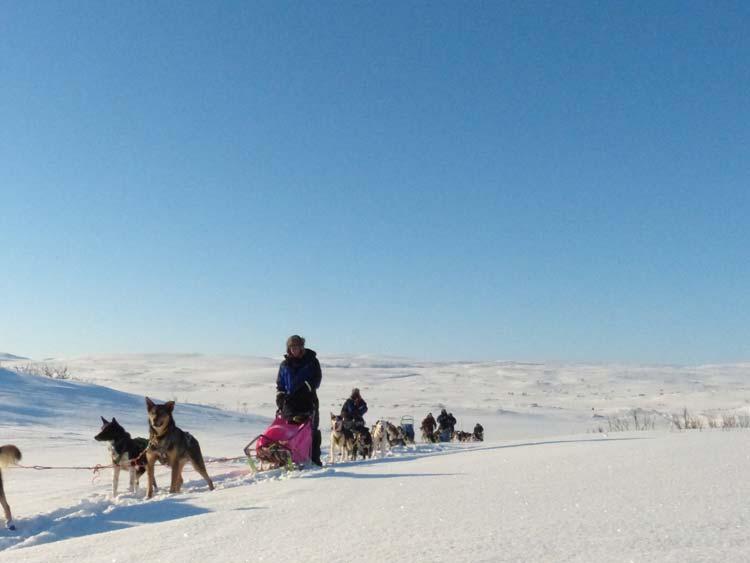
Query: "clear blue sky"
1 1 748 363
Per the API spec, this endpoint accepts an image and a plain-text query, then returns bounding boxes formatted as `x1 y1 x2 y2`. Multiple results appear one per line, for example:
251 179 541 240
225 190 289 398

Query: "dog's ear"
146 397 155 411
164 401 175 413
111 417 118 424
101 416 109 425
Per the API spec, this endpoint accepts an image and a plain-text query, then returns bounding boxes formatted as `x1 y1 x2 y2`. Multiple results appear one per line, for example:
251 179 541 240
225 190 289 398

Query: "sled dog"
95 416 152 496
384 421 407 447
329 414 355 463
370 420 390 457
144 397 214 499
351 425 373 460
0 445 21 530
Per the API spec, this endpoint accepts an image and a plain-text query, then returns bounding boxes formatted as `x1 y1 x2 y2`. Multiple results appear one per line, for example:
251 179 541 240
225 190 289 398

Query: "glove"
276 392 286 411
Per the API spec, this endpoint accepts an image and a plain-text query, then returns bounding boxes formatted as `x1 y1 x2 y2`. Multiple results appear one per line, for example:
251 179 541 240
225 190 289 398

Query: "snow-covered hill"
0 366 265 430
18 354 750 439
0 353 29 361
1 356 749 561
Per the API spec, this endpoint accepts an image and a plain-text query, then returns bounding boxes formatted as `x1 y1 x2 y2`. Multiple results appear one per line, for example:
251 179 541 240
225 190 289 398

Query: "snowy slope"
0 367 265 430
1 357 749 561
0 353 28 361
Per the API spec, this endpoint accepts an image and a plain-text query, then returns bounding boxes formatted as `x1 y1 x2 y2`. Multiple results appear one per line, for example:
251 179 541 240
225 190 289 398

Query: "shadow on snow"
0 492 211 552
0 436 647 552
316 435 648 471
304 470 461 480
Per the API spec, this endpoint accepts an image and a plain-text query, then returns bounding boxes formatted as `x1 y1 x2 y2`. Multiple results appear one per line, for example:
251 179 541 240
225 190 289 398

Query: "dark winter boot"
311 429 322 466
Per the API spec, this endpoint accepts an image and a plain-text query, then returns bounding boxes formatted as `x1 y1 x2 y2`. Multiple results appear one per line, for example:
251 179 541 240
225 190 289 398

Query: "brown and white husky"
329 413 355 464
145 398 214 499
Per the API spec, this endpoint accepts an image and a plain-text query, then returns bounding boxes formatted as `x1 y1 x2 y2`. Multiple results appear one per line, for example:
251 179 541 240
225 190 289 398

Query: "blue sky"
1 1 748 363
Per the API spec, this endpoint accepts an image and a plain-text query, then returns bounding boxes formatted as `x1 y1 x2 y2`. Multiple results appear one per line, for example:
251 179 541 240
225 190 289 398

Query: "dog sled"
399 415 415 444
244 414 312 472
437 428 453 442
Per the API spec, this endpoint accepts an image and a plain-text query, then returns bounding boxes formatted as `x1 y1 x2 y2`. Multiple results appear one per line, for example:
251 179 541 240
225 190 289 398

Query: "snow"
0 353 28 362
1 355 749 561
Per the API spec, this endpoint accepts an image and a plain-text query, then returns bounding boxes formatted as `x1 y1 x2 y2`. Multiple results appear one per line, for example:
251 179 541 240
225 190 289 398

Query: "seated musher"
276 335 323 466
340 388 368 431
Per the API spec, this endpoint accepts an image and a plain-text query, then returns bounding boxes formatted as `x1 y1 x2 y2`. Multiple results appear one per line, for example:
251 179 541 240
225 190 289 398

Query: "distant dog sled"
399 415 415 445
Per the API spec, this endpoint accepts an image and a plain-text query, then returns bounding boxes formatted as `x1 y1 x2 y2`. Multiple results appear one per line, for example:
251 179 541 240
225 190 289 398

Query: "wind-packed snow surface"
0 354 749 562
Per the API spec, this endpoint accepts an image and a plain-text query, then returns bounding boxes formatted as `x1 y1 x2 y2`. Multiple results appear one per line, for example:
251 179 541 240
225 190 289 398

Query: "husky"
94 417 151 496
144 397 214 499
370 420 390 458
329 413 355 464
473 423 484 442
384 421 407 447
0 445 21 530
421 427 438 443
454 430 473 442
351 425 373 460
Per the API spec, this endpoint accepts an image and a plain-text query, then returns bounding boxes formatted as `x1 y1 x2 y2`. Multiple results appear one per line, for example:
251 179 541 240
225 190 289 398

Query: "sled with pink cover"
243 414 312 471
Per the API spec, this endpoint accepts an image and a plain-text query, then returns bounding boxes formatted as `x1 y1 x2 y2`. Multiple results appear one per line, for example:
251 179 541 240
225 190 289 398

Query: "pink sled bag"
255 414 312 465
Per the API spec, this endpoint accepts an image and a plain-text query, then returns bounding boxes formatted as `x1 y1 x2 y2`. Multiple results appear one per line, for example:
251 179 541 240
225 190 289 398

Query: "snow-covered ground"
0 354 749 561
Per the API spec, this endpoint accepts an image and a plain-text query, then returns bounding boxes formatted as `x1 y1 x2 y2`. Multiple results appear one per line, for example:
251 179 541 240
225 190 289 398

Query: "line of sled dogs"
422 424 485 445
94 397 214 498
94 397 215 499
0 397 213 530
0 399 484 530
328 414 485 463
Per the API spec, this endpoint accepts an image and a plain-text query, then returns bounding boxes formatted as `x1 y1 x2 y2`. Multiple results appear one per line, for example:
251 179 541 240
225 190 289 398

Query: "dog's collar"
150 422 171 438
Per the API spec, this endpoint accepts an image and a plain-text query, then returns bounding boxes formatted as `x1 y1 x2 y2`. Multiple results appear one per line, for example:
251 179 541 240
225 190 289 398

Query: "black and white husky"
94 417 151 496
385 421 408 447
351 425 373 460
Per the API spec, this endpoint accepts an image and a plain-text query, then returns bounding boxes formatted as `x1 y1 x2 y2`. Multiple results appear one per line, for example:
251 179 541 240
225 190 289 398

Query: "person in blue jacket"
340 387 368 429
276 334 322 466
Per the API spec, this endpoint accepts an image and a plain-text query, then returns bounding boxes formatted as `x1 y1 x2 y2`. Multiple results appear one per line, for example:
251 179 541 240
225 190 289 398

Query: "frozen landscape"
3 1 747 561
0 354 749 562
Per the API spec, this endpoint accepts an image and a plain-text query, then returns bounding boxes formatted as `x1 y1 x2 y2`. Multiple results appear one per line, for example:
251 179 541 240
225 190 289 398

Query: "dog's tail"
0 445 22 468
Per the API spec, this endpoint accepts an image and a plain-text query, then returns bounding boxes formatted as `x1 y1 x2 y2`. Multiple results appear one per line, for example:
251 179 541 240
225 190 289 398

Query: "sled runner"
243 414 312 472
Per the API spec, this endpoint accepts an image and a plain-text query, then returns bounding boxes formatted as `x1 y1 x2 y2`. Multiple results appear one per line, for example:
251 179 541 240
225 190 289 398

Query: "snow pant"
311 408 322 465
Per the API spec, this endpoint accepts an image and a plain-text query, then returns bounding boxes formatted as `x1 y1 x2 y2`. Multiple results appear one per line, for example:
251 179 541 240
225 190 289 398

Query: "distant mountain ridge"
0 352 29 361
